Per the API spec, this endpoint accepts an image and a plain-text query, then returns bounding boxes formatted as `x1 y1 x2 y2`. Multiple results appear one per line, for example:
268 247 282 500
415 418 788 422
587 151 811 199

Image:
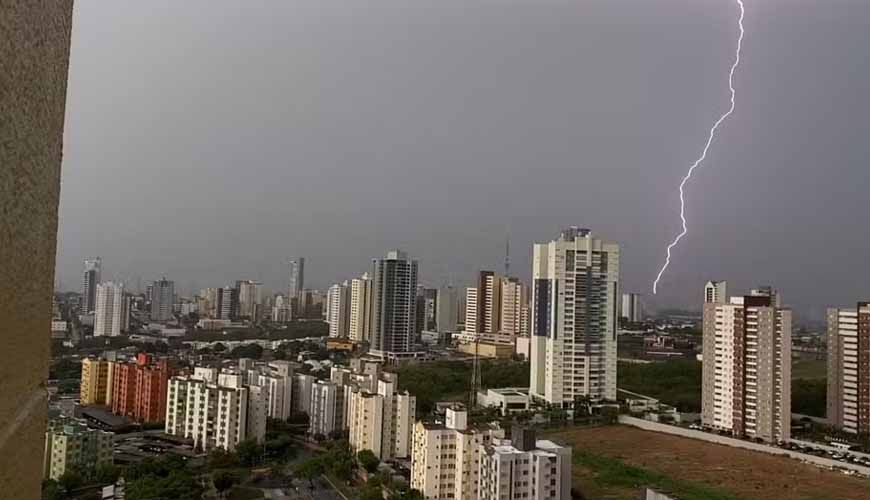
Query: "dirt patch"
547 425 870 500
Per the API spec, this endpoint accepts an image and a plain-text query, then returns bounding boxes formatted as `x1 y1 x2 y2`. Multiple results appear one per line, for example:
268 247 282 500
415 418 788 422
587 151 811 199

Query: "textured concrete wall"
0 2 74 498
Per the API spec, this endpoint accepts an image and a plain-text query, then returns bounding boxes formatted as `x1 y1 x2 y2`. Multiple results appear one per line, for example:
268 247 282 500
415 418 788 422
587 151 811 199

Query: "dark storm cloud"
58 0 870 320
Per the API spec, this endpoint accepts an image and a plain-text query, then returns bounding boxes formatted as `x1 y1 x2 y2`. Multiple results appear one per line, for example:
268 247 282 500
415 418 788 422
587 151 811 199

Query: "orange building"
110 354 174 423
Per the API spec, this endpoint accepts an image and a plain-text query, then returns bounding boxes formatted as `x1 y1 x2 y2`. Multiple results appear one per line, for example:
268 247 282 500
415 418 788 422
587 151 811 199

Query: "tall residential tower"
81 258 102 314
827 302 870 436
529 227 620 405
701 286 792 442
370 250 418 358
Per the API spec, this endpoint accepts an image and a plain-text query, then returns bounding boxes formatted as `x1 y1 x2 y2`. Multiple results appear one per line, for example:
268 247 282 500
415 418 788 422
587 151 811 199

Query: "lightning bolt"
653 0 745 295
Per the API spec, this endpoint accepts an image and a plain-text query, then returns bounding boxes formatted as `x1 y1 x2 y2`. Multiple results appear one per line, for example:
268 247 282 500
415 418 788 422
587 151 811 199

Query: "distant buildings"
826 302 870 435
326 281 351 338
415 287 438 334
349 273 373 342
620 292 644 323
370 250 419 358
236 280 262 319
43 417 113 480
436 285 461 334
149 278 175 322
94 282 124 337
271 294 293 323
701 286 792 442
530 227 620 405
288 257 305 300
479 429 572 500
411 406 504 499
81 257 102 314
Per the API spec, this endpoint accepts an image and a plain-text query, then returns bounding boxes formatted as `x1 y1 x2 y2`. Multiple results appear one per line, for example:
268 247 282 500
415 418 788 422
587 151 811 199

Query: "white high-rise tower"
94 282 124 337
530 227 620 405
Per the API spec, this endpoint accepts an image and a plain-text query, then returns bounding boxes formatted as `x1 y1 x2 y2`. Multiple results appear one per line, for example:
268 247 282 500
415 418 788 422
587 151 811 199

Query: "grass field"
792 356 826 380
547 425 870 500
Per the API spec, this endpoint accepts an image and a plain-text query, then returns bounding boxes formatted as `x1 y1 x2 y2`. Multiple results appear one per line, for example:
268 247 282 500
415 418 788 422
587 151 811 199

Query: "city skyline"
56 1 870 320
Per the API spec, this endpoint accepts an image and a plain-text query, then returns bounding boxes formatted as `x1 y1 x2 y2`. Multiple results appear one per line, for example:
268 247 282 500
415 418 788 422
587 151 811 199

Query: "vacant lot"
547 425 870 500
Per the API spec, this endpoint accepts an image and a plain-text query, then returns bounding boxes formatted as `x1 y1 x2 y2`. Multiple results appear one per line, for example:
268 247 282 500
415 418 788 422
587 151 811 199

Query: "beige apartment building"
43 418 113 480
827 302 870 435
701 286 792 442
411 406 504 500
80 357 114 406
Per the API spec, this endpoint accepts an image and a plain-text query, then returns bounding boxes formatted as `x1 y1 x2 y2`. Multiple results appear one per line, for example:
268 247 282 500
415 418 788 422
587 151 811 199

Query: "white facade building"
165 375 265 452
327 281 351 338
347 372 415 460
410 407 504 500
479 433 572 500
309 380 343 437
530 227 620 405
94 282 124 337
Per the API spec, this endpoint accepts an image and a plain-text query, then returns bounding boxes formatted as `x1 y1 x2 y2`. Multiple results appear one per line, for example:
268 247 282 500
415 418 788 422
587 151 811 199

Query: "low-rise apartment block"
43 418 113 480
478 428 572 500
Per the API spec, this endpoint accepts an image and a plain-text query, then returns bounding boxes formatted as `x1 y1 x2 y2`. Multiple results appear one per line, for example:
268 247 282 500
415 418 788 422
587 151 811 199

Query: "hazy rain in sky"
59 0 870 320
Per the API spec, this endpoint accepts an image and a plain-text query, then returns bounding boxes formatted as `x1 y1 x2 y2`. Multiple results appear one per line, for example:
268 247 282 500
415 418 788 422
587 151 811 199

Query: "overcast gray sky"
58 0 870 320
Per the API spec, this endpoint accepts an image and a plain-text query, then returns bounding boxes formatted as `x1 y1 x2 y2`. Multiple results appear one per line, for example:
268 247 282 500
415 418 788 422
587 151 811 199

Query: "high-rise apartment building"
500 277 529 336
465 272 529 337
701 287 792 442
827 302 870 435
327 281 351 338
370 250 418 357
288 257 305 299
620 292 644 323
415 287 438 334
43 418 113 480
94 282 124 337
236 280 262 319
80 358 114 406
530 227 620 405
349 273 373 342
149 278 175 322
411 407 504 500
215 286 235 320
436 285 460 334
271 294 293 323
81 257 102 314
705 280 728 304
478 429 572 500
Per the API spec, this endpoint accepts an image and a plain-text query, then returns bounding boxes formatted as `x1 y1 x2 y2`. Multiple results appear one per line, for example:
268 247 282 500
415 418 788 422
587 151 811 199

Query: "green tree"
357 449 380 473
208 447 240 470
41 480 63 500
58 470 83 492
213 342 227 352
94 463 121 485
294 457 324 488
236 438 262 467
213 471 238 499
